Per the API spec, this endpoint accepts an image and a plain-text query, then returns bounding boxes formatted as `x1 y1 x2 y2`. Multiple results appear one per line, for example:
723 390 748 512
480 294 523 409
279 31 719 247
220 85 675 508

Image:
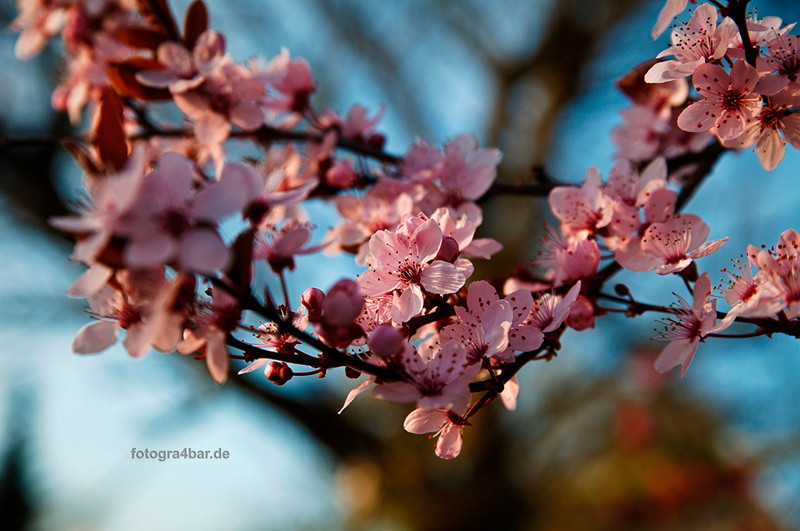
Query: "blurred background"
2 0 800 529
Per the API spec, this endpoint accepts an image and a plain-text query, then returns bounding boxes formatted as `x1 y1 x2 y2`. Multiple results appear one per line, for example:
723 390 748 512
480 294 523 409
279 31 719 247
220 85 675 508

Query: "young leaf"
91 88 129 172
183 0 209 51
135 0 181 41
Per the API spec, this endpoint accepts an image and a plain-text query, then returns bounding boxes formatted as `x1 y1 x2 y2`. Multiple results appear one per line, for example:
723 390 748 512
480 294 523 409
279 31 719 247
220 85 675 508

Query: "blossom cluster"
13 0 800 459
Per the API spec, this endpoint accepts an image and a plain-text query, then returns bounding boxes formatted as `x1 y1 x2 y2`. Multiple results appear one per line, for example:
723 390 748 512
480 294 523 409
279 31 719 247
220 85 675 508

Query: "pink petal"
420 261 466 294
728 60 757 93
467 280 500 318
206 331 229 384
338 378 374 414
463 238 503 259
194 111 231 146
499 375 519 411
179 229 230 272
505 289 533 327
677 101 719 133
690 237 729 259
73 320 118 354
238 358 268 375
654 338 698 376
392 284 424 323
124 232 178 267
229 102 264 131
67 265 112 298
435 424 463 460
372 382 420 404
783 114 800 150
411 218 444 264
756 128 785 171
403 408 448 434
123 325 152 358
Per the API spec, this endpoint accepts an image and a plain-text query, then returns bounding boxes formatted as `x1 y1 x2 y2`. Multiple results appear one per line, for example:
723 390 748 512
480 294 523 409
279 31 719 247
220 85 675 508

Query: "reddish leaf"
113 26 169 50
183 0 208 51
107 59 172 101
91 88 129 172
135 0 180 41
62 140 101 176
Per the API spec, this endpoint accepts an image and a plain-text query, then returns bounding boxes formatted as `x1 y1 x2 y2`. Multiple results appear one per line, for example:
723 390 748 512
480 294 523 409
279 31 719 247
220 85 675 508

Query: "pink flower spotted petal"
655 337 698 376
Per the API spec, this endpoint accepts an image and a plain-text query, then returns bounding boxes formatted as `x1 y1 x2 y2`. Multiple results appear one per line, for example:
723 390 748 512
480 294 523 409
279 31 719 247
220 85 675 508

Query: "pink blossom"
566 295 596 331
548 167 613 237
677 61 763 141
404 408 466 460
617 214 728 275
262 48 316 113
358 216 465 323
122 153 236 273
178 289 241 385
535 226 600 286
718 255 783 319
71 268 170 359
372 340 480 413
440 281 513 365
605 157 668 240
136 31 227 93
761 35 800 82
646 4 736 83
253 220 329 273
50 144 148 265
654 273 731 376
438 135 502 202
524 282 582 333
748 229 800 319
722 86 800 171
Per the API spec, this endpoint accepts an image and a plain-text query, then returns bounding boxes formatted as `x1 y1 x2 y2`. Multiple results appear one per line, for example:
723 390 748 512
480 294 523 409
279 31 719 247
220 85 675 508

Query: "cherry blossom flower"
238 306 308 378
524 282 582 333
440 283 513 365
178 289 241 385
722 86 800 171
122 153 236 273
50 144 148 265
548 167 613 237
654 273 731 376
761 35 800 82
535 226 600 286
72 268 168 359
404 408 466 460
253 219 330 273
677 60 764 141
645 4 735 83
358 216 466 323
262 48 316 113
718 255 783 319
373 340 480 413
618 213 728 275
136 31 227 93
748 229 800 319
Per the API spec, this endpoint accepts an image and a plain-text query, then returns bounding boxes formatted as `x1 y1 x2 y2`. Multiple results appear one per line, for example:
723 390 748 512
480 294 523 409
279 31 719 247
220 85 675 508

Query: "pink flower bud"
326 160 357 188
322 279 363 327
302 287 325 322
367 325 405 359
435 236 460 263
265 361 293 385
566 295 595 331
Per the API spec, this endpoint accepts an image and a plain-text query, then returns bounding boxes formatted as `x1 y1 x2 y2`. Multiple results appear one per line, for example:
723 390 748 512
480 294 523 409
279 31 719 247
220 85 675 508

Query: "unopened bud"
436 236 460 263
302 287 325 322
367 325 405 359
614 283 630 297
322 279 364 327
265 361 293 386
367 133 386 151
345 366 362 379
326 160 357 188
566 295 595 331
